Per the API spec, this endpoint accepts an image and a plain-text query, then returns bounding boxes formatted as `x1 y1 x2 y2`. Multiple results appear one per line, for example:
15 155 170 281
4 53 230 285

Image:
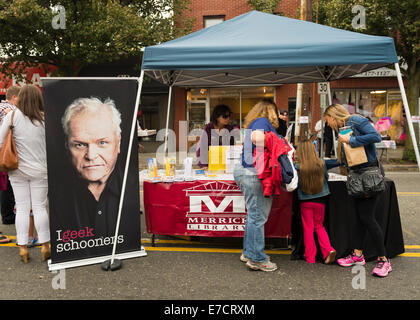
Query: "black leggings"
353 195 387 257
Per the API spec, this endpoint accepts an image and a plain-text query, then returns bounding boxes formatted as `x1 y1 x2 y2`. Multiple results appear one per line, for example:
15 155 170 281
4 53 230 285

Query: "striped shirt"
0 100 16 126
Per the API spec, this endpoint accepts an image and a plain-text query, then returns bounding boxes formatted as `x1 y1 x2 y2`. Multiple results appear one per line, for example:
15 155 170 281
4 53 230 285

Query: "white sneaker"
246 260 277 272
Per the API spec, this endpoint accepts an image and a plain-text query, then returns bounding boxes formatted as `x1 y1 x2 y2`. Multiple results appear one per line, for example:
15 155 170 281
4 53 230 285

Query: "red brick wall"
184 0 301 32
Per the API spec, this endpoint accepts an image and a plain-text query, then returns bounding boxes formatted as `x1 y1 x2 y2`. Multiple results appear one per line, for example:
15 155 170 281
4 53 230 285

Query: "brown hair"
6 85 21 101
296 140 325 195
243 99 279 129
16 84 44 125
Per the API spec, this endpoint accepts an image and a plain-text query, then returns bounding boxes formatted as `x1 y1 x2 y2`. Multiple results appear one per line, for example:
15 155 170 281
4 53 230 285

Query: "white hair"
62 97 122 138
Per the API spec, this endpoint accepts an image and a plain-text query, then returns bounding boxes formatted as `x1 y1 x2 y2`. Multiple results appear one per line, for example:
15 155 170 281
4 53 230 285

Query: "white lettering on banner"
187 216 246 225
189 195 245 213
31 73 42 87
184 181 247 233
12 73 48 87
13 75 26 87
187 224 245 231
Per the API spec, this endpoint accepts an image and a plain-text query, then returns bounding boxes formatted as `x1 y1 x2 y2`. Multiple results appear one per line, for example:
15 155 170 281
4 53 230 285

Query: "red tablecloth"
144 179 293 238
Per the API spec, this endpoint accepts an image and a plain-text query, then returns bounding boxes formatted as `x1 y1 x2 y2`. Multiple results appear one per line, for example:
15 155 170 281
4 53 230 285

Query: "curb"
383 165 419 172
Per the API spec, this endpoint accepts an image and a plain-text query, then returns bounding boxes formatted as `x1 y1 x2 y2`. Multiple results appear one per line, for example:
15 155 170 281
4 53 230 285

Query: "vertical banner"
42 79 142 268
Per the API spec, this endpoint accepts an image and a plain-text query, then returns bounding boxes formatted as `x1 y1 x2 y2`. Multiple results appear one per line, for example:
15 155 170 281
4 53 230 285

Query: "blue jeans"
233 163 273 262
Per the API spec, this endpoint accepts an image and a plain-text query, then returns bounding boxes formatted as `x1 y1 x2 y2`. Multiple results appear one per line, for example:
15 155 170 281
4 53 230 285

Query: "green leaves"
247 0 281 13
0 0 193 77
318 0 420 67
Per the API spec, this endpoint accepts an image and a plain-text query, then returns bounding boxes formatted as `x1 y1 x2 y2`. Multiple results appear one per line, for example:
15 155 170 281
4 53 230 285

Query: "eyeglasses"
221 114 231 119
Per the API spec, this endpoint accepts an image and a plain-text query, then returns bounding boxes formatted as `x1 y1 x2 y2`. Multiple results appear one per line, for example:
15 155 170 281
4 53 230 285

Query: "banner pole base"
47 247 147 271
101 258 122 271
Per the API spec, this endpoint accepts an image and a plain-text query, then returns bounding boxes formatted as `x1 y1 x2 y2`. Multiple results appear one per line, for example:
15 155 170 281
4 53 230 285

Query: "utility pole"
295 0 312 143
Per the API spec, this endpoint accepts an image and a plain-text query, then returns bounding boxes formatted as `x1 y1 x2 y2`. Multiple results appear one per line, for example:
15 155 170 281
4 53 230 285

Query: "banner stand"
48 248 147 271
41 76 147 271
102 71 146 271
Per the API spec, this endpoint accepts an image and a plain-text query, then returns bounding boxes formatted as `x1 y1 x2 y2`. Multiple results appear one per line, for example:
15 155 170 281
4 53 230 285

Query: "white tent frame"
145 63 378 88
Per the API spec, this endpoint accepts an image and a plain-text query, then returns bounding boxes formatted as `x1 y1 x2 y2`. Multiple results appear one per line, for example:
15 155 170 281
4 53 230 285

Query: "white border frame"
47 247 147 271
41 75 147 270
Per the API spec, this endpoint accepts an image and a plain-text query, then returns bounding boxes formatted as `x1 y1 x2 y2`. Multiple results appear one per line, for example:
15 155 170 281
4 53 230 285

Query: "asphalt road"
0 172 419 305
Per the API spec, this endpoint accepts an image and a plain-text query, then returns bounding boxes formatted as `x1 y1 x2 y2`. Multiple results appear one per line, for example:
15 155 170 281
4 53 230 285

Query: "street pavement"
0 171 419 305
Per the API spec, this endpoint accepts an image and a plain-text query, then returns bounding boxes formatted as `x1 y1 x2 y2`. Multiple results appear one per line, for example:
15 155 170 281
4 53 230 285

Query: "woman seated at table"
196 104 236 168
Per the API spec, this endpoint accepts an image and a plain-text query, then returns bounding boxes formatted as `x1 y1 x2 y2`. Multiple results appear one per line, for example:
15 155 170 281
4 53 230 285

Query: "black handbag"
346 162 386 198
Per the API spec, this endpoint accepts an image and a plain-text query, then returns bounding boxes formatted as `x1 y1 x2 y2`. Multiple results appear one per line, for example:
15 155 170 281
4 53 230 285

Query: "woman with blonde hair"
324 104 391 277
0 84 50 263
233 99 279 272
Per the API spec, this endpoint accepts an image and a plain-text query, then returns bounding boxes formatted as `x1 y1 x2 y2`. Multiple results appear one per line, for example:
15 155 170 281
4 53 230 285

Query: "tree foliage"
247 0 281 13
318 0 419 73
0 0 193 78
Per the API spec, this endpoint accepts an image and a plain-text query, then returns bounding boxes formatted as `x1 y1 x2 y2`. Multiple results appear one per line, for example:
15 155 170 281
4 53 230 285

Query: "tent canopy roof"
142 10 398 87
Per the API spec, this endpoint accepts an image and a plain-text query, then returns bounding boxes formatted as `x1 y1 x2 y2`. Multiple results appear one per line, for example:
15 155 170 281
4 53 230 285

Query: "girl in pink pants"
296 140 338 264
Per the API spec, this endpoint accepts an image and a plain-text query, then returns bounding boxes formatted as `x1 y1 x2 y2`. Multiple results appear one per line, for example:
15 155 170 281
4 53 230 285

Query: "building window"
203 15 225 28
186 86 275 133
186 86 275 155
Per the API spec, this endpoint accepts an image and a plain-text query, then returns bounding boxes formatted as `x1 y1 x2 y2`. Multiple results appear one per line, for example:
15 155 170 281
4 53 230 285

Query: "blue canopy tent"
135 10 419 169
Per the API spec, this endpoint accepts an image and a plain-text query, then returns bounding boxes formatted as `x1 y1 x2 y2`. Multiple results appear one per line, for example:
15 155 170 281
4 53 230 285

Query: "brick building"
162 0 407 153
1 1 408 151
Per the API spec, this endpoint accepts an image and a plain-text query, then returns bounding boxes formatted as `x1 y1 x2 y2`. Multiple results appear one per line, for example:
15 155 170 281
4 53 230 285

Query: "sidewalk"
379 146 419 172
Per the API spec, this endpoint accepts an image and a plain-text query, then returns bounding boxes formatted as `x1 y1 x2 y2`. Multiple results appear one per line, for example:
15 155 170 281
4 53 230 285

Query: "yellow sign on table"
208 146 227 172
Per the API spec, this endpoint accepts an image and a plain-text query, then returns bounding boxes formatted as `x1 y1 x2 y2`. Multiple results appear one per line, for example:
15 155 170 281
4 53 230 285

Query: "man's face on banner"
67 108 121 184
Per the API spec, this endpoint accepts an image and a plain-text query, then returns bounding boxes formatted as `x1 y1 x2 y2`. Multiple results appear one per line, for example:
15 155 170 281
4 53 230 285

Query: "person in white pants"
0 84 50 263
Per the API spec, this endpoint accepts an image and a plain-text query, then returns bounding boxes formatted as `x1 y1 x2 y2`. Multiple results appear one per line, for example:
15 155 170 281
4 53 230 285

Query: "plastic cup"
339 126 352 135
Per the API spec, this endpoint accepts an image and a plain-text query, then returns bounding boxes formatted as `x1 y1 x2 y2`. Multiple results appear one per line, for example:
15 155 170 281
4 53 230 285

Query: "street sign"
412 115 420 123
318 82 328 94
299 116 309 124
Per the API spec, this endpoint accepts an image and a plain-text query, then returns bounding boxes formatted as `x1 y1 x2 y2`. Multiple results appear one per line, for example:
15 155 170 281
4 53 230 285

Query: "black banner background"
43 79 141 264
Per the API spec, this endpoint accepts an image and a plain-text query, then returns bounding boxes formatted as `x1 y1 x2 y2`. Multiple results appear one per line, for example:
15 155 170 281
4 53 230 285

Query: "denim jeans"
233 163 273 262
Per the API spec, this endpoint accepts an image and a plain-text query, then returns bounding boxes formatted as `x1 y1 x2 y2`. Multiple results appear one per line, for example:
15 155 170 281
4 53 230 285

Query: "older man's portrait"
42 79 141 264
62 97 122 201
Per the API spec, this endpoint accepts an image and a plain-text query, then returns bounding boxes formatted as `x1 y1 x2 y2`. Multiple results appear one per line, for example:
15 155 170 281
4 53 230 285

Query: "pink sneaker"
372 259 392 277
337 252 366 267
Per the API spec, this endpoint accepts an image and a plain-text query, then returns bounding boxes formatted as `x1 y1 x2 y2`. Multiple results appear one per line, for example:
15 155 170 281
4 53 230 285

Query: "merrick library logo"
184 181 246 232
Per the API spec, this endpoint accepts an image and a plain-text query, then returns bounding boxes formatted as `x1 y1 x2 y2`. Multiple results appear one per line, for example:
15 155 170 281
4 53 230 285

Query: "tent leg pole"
164 86 173 157
326 82 337 158
395 63 420 171
107 70 145 269
295 83 303 142
240 90 243 142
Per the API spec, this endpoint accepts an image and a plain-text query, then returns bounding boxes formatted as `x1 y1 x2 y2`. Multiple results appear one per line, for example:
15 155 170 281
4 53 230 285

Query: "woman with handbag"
0 84 50 263
324 104 391 277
